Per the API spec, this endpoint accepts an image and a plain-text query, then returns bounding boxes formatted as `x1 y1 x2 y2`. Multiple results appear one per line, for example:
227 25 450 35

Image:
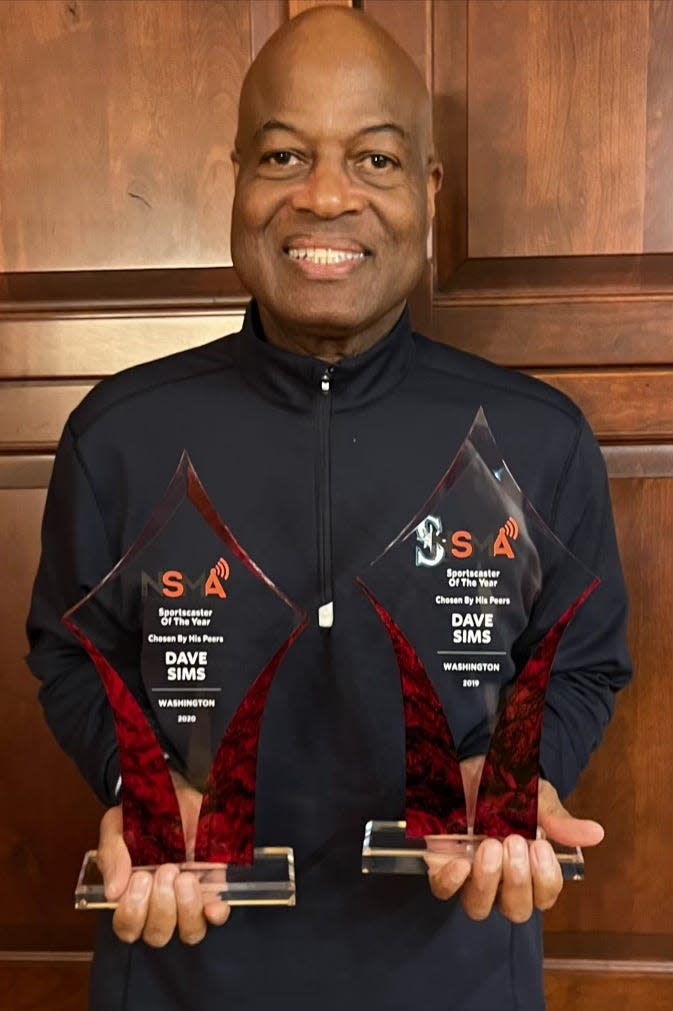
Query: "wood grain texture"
0 312 244 379
432 299 673 369
0 959 90 1011
603 445 673 478
0 488 102 951
644 0 673 251
0 266 247 308
430 0 672 376
468 1 650 258
0 384 93 451
0 457 54 489
439 255 673 301
545 972 673 1011
529 369 673 442
432 0 468 282
250 0 286 58
466 0 531 259
545 930 673 969
363 0 429 81
289 0 352 15
545 478 673 936
0 0 249 272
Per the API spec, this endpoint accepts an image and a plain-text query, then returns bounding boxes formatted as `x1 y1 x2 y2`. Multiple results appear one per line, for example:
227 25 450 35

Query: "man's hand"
97 773 231 947
428 761 604 923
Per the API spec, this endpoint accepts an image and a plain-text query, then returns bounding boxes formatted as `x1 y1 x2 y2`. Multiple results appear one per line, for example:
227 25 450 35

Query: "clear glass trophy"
64 452 308 908
358 409 599 882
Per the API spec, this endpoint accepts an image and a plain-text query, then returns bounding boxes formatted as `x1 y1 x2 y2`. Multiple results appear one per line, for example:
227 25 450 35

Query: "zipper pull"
318 601 334 628
320 368 332 394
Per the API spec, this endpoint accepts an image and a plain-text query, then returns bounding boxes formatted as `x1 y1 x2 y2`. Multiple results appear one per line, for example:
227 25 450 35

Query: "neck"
258 302 406 364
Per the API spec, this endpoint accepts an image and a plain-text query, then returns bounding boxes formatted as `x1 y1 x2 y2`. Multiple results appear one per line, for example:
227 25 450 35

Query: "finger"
459 838 503 921
199 869 232 926
175 872 208 945
204 900 232 927
538 780 605 848
541 810 604 848
97 807 132 902
428 857 471 901
530 839 563 912
142 865 179 948
112 870 153 944
498 836 533 924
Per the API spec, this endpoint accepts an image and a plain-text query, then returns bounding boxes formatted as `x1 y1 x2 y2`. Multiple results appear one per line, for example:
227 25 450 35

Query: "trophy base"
361 820 584 882
75 847 296 909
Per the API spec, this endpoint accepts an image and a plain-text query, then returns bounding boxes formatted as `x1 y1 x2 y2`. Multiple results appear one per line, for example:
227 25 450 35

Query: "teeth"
287 247 366 264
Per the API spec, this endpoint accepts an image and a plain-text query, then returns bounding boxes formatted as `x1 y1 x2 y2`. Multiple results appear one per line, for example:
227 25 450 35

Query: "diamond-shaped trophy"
64 453 308 908
359 409 599 882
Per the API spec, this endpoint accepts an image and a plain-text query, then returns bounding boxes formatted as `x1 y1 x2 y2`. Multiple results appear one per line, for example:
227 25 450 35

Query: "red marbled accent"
194 618 308 865
473 579 600 838
63 619 186 865
357 581 467 838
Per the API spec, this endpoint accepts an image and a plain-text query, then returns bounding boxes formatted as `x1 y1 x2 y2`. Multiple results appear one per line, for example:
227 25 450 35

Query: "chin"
271 301 373 338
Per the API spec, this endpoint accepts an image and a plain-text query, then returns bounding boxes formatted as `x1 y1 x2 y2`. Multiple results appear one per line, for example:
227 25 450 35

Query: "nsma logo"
142 557 231 599
415 515 519 567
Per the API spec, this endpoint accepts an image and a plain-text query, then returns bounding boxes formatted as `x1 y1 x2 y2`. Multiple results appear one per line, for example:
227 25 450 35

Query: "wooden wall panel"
546 972 673 1011
0 487 101 952
0 957 90 1011
428 0 673 369
545 478 673 935
469 1 651 257
0 312 244 379
0 0 249 272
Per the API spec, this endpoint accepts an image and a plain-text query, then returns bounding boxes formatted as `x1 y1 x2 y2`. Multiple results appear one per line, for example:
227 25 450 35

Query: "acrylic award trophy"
64 452 308 908
359 409 599 882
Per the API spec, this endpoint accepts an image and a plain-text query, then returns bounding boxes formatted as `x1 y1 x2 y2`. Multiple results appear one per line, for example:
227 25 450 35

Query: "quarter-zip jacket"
27 302 631 1011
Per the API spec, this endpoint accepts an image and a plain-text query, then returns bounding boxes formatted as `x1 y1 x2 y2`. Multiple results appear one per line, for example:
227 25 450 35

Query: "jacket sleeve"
26 421 121 805
540 416 632 799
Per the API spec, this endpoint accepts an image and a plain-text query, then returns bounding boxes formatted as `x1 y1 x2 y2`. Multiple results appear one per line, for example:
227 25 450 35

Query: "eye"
359 152 399 171
260 150 302 168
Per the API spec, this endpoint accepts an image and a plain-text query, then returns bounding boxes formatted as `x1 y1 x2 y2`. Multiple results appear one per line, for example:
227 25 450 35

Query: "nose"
289 158 365 218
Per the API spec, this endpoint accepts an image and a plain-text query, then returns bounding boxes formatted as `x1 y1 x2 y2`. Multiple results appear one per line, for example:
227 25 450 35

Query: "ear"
426 158 443 222
231 149 240 182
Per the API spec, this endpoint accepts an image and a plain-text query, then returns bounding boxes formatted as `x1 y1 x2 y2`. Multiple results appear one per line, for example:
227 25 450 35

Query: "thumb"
538 779 605 849
97 806 132 901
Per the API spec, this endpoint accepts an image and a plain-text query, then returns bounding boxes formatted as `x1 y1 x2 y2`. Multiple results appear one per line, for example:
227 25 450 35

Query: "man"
27 7 630 1010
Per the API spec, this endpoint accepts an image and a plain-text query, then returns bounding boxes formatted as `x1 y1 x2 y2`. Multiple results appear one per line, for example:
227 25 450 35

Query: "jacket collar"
235 300 416 412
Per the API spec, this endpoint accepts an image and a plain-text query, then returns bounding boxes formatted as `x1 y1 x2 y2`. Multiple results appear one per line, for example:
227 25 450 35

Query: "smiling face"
231 8 442 359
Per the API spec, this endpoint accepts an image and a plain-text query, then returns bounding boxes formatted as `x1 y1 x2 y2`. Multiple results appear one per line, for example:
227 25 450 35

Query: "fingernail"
175 874 197 901
507 837 527 865
482 841 502 873
130 873 151 899
156 865 178 892
535 845 555 872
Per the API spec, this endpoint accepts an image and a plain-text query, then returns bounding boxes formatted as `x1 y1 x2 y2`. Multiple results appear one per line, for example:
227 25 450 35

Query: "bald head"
229 4 442 360
235 5 434 163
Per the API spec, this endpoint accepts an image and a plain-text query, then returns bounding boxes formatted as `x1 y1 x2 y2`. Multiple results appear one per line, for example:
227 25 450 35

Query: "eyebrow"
255 119 409 143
